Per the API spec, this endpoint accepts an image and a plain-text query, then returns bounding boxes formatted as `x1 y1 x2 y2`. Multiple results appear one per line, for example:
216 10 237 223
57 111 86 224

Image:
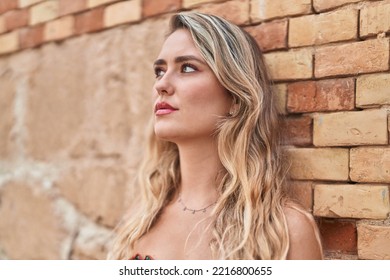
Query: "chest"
133 208 214 259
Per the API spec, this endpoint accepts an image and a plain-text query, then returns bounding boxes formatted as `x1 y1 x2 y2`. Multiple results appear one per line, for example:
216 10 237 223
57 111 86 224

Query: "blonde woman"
109 12 323 260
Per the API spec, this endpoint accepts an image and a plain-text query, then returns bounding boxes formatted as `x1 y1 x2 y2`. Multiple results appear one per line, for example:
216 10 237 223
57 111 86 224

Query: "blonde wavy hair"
109 12 311 260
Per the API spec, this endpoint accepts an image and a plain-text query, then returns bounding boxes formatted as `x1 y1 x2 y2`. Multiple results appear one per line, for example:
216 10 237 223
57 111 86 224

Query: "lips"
155 102 178 116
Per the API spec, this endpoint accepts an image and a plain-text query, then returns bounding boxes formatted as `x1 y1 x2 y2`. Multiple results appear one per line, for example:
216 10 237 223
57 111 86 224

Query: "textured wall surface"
0 0 389 260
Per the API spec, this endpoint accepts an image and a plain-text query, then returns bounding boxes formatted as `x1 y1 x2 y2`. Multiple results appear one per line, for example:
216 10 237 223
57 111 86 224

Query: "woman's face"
152 28 232 143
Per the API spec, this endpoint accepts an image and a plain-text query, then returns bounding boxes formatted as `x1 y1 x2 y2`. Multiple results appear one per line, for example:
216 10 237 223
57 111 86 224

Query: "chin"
154 127 177 142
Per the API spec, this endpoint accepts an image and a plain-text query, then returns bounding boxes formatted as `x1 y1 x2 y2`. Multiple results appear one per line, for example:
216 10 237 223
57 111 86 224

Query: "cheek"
204 89 231 115
188 80 230 110
151 89 160 112
151 88 158 101
186 95 230 120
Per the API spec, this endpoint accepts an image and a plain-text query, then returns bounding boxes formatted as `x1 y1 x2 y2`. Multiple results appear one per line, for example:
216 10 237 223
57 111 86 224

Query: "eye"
154 67 165 78
181 63 197 73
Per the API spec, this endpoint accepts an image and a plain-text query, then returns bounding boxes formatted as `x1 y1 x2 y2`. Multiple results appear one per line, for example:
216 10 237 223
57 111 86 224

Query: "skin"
152 29 232 143
285 207 323 260
133 29 322 260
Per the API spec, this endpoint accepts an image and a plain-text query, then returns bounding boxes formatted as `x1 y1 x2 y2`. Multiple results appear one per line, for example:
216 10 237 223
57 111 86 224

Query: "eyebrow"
153 55 206 66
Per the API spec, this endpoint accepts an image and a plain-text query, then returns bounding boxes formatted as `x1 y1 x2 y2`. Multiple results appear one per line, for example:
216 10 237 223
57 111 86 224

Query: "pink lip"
155 102 178 116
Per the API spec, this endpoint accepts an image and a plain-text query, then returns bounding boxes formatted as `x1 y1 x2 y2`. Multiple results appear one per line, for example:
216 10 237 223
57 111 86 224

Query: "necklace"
178 195 217 214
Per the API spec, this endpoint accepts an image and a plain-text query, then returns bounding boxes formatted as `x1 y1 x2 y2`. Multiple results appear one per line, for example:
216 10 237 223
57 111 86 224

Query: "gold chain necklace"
178 195 216 214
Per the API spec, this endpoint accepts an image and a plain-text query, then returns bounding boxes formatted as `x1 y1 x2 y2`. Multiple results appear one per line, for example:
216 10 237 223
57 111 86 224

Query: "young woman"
109 12 323 260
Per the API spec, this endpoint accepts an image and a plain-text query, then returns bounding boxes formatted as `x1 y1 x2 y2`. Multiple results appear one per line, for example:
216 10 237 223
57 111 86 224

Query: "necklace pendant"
178 194 216 215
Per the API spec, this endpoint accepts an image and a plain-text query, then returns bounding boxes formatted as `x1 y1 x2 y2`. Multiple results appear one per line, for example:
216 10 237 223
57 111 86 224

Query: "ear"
229 102 239 115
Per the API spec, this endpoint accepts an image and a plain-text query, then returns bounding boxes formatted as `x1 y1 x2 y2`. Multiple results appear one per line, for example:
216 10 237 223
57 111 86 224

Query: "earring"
229 102 238 117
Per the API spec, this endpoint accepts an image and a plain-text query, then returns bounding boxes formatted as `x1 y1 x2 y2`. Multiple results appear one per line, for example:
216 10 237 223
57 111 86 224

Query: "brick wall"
0 0 389 260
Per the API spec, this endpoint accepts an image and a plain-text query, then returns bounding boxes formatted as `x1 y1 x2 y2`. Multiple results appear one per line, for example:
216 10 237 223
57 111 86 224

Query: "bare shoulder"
283 205 323 260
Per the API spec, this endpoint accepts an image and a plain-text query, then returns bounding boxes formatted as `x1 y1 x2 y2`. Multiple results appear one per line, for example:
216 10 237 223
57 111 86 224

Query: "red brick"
88 0 122 8
313 0 361 12
356 73 390 108
315 39 389 77
44 16 74 42
314 184 389 219
360 2 390 37
183 0 223 8
0 30 18 55
104 0 141 28
29 1 59 25
272 83 287 114
0 0 17 14
143 0 181 17
350 147 390 183
323 252 358 260
314 109 388 147
318 219 357 254
4 9 28 31
19 25 44 49
281 116 312 146
0 17 5 34
287 148 349 181
197 0 250 26
59 0 87 16
245 20 287 52
287 78 355 113
289 9 357 47
358 223 390 259
75 7 104 35
18 0 44 8
265 48 312 80
251 0 311 22
288 181 313 211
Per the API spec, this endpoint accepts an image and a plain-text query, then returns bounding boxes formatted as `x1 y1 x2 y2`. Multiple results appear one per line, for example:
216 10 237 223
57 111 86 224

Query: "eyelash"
181 63 197 73
154 67 165 78
154 63 198 78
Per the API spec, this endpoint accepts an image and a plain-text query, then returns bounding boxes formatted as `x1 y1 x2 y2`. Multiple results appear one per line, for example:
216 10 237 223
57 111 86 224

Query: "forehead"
158 29 200 58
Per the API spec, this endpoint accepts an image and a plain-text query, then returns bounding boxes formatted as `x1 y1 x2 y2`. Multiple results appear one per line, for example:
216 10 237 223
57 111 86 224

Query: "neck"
176 138 222 206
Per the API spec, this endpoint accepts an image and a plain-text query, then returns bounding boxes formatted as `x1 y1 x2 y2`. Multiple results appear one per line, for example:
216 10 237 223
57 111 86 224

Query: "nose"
154 72 174 96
